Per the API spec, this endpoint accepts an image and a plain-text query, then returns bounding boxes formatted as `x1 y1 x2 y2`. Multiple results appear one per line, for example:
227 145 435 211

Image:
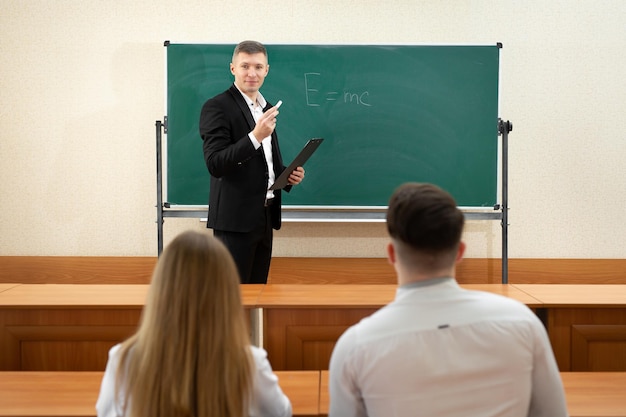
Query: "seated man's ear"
386 241 396 266
455 242 466 264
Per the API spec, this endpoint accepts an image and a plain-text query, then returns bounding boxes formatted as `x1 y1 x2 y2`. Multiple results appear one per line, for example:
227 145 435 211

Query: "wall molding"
0 256 625 285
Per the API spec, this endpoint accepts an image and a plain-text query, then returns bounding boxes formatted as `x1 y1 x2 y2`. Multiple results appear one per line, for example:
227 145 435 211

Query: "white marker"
275 100 283 109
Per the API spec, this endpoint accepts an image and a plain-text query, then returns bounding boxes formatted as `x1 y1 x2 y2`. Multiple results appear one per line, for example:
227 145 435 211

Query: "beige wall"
1 1 625 258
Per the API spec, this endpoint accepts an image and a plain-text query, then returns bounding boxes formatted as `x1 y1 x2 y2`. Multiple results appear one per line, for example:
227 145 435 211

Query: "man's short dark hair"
233 40 267 60
386 183 464 270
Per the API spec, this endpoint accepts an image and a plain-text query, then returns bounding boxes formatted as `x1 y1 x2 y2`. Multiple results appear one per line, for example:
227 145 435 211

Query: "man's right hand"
252 104 280 142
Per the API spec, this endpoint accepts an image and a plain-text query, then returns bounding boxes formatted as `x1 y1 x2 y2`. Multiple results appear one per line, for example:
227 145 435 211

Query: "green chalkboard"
166 43 500 207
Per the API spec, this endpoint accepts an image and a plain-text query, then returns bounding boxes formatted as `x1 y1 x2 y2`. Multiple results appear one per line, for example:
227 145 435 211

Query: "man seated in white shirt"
328 182 568 417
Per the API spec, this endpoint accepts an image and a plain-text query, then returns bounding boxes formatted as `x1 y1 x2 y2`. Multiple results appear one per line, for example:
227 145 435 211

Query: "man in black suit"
199 40 305 284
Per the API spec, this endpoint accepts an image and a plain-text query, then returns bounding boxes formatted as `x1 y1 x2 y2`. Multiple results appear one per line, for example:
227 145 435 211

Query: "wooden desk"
513 284 626 307
0 283 20 294
258 284 397 308
258 284 543 370
275 371 321 417
462 284 543 306
0 284 264 308
320 371 626 417
513 284 626 371
0 284 150 307
320 370 330 416
0 284 264 371
1 283 624 372
0 371 101 417
257 284 539 307
561 372 626 417
0 370 319 417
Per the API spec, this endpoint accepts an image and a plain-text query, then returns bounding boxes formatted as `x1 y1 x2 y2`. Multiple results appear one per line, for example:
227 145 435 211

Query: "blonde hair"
115 230 253 417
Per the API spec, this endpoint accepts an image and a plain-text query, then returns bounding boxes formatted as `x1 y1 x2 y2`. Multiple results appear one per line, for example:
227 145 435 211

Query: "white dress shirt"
96 344 292 417
328 278 568 417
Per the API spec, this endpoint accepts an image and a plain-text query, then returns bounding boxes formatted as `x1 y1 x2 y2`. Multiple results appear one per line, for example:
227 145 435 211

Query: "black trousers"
213 206 273 284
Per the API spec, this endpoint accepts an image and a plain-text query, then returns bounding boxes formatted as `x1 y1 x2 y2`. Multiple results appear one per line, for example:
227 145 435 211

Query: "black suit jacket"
199 85 288 232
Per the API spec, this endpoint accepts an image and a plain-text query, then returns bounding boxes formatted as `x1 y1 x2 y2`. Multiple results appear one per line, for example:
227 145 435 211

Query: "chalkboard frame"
163 42 502 210
155 42 510 283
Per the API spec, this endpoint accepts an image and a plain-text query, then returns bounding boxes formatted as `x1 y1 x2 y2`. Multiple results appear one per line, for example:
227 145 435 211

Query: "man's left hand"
288 166 305 185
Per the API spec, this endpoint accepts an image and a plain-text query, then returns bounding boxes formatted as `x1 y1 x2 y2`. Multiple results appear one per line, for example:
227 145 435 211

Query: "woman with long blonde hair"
96 230 292 417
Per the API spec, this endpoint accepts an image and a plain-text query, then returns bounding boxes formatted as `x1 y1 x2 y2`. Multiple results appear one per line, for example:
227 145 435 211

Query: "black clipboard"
270 138 324 190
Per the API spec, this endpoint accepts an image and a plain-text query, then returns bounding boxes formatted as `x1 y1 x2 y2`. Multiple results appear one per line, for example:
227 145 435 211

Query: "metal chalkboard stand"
155 118 513 283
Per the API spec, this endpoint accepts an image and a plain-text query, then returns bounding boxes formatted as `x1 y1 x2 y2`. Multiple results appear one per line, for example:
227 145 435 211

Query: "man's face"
230 52 269 99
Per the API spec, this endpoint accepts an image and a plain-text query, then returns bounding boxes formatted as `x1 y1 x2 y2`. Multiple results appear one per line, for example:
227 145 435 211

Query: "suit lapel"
228 85 280 173
228 85 256 130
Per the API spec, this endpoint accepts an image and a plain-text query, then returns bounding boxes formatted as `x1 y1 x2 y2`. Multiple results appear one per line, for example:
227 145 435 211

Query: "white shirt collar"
398 276 455 290
234 83 267 109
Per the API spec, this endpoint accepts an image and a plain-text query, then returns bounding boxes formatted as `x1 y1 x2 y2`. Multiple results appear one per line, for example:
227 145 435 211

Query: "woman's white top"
96 344 292 417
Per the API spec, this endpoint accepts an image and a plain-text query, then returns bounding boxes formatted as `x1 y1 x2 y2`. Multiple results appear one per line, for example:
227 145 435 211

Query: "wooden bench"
0 371 320 417
320 371 626 417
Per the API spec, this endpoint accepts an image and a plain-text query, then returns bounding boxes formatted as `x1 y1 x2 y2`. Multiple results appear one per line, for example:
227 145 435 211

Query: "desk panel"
264 307 378 370
550 308 626 371
514 284 626 371
0 308 141 371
